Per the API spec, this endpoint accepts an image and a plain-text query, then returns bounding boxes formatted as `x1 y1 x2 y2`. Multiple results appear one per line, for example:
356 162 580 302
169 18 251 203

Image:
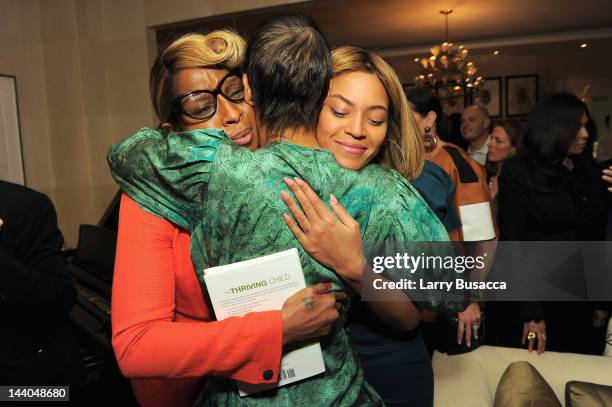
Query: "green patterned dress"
107 128 464 406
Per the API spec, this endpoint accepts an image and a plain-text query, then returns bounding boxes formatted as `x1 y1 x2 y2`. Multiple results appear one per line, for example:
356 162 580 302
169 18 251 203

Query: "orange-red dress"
111 194 283 407
429 141 497 241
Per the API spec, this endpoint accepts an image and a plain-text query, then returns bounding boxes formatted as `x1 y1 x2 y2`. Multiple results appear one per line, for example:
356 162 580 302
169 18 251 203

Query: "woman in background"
406 88 497 355
495 92 607 354
486 119 523 204
282 46 452 407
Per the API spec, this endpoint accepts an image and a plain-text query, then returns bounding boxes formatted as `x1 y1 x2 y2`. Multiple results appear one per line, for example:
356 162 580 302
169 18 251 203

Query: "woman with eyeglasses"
493 93 608 355
112 31 342 407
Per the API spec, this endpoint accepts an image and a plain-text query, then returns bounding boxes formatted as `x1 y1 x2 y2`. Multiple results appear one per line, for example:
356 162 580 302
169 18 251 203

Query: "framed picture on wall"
0 75 25 185
437 85 466 115
470 77 501 118
506 75 538 117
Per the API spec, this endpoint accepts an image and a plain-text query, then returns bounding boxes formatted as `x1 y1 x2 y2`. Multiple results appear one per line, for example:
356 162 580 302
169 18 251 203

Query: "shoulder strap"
443 146 479 184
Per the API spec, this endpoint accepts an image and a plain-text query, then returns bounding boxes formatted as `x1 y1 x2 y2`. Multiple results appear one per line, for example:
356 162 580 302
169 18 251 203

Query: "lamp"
415 9 482 99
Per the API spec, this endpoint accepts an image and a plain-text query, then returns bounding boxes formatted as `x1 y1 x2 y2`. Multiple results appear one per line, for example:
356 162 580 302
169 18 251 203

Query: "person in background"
447 112 469 150
461 104 492 166
495 92 608 355
407 89 496 244
0 180 83 386
486 119 523 204
406 88 498 354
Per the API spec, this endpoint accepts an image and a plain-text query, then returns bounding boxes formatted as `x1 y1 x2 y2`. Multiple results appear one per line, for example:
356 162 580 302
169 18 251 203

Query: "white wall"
0 0 307 245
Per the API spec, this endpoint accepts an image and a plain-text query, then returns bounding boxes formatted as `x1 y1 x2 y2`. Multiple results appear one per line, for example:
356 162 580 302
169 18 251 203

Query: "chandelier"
415 9 482 96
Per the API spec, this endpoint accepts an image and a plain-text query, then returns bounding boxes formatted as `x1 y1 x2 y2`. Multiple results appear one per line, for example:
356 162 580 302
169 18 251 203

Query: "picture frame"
437 85 466 115
0 75 25 185
470 77 501 118
506 75 538 117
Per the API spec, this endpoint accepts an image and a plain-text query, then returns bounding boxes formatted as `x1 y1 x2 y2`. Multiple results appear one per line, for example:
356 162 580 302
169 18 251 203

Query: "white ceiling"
297 0 612 49
158 0 612 51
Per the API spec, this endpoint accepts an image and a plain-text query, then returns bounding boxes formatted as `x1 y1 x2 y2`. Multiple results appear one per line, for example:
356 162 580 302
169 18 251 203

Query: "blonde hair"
331 46 425 180
150 30 246 127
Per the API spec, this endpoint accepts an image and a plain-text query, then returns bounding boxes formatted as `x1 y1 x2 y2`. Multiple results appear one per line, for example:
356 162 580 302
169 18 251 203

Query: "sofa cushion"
494 361 561 407
566 381 612 407
432 351 491 407
605 318 612 357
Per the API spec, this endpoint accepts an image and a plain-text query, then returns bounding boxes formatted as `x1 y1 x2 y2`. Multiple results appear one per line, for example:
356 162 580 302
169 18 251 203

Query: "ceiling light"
414 9 482 97
580 43 588 48
493 50 500 55
414 57 420 62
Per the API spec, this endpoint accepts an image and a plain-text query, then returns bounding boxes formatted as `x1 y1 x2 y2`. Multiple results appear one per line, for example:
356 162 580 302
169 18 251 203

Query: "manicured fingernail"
283 177 294 185
283 213 290 221
280 191 289 201
294 177 305 186
330 194 338 205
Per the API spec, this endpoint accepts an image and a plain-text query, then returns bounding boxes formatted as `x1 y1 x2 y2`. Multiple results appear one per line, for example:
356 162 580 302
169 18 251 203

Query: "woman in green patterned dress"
108 15 463 406
280 46 447 407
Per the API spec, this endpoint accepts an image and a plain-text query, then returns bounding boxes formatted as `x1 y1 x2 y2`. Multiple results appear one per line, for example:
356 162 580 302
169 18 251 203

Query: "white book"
204 248 326 396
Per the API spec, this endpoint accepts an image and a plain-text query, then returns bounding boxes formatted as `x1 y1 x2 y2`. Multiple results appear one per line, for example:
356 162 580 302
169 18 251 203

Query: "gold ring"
527 331 536 341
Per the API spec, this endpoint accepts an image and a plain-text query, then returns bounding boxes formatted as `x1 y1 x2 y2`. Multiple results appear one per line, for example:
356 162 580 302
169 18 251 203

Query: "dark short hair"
243 14 331 136
523 93 586 166
405 87 448 137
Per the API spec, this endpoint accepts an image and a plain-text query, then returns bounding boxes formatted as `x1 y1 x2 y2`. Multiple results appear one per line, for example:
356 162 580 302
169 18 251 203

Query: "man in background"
461 105 491 166
0 180 83 385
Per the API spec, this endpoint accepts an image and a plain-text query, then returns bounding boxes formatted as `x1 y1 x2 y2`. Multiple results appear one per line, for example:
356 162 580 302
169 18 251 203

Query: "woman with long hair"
494 93 608 354
405 88 497 355
485 119 523 203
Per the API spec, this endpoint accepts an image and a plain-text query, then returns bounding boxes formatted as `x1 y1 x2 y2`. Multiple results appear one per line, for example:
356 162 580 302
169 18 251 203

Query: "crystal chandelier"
415 9 482 96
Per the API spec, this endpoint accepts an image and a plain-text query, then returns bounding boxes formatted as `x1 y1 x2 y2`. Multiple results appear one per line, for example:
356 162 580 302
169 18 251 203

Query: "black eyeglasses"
171 70 245 122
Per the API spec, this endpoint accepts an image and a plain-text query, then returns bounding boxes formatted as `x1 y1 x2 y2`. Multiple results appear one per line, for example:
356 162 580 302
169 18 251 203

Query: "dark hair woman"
485 119 523 203
406 88 497 356
493 92 608 355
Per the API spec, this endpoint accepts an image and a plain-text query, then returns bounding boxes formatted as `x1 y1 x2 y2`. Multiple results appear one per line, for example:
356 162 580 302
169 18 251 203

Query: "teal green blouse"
107 128 464 406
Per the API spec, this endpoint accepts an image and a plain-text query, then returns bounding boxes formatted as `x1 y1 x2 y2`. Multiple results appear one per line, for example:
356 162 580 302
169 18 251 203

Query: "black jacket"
498 155 607 241
496 156 608 327
0 180 80 384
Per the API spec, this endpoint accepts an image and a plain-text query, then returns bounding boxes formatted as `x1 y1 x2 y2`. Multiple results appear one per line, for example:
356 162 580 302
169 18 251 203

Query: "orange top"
112 194 283 407
429 141 497 242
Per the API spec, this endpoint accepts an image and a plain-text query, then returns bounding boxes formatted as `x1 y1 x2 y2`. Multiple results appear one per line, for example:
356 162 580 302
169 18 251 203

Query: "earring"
423 125 437 153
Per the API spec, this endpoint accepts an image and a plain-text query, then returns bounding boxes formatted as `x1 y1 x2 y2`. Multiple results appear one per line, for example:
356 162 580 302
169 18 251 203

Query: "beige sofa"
432 345 612 407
